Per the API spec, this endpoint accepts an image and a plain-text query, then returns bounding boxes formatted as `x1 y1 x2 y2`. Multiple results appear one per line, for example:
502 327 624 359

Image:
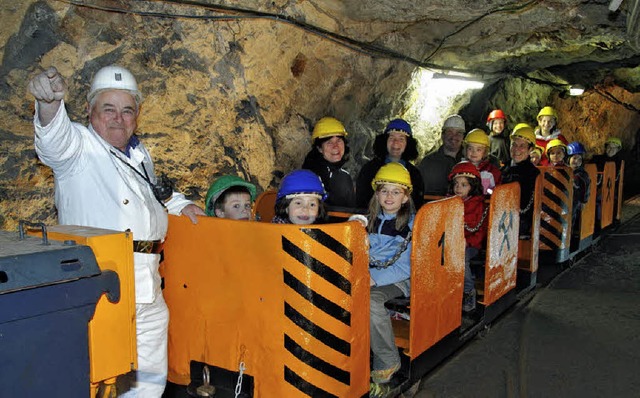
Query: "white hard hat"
442 114 466 132
87 65 142 104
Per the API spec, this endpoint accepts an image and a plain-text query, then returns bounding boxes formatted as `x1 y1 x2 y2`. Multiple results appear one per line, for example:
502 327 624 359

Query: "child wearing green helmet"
205 175 257 220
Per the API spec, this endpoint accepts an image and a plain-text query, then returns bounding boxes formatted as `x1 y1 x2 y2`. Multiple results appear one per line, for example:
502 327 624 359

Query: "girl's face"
465 143 487 165
286 195 320 225
548 147 565 164
530 150 541 165
569 154 583 169
538 116 555 135
375 183 409 215
491 118 505 135
215 193 252 220
318 136 345 163
453 176 473 199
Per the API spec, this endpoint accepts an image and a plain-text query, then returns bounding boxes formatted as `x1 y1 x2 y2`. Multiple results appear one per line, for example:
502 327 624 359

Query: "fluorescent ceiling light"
569 85 585 96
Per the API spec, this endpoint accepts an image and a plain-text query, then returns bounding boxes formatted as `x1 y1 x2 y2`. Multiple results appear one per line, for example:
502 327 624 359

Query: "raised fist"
28 66 66 103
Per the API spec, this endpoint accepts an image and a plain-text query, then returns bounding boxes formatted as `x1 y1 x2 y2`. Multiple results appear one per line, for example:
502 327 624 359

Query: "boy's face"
548 147 565 164
318 136 345 163
215 192 253 220
569 154 583 169
287 195 320 224
375 183 409 214
491 118 505 135
530 150 541 165
538 116 555 135
465 143 487 165
453 176 473 199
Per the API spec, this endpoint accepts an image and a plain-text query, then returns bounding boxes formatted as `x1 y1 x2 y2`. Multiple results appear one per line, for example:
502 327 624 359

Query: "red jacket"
463 195 488 249
477 159 502 195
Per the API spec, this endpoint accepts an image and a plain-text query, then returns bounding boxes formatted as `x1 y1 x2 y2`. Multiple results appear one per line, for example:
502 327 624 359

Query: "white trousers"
117 294 169 397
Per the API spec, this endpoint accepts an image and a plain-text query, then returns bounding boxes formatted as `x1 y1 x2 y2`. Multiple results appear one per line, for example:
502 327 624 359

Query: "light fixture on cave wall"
569 84 585 96
406 68 484 131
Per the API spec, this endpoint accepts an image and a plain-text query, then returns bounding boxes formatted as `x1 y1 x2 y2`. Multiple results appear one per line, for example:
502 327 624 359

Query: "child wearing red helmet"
448 161 488 313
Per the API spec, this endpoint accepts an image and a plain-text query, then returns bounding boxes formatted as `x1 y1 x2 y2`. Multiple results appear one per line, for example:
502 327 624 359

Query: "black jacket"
502 159 540 236
302 153 356 209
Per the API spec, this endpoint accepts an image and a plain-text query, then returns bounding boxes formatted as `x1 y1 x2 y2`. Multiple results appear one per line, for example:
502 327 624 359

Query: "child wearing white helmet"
272 169 327 225
367 162 416 396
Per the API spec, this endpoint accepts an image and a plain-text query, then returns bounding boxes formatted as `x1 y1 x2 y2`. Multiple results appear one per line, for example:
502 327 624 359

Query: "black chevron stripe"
543 188 569 215
284 366 338 397
282 236 351 294
283 270 351 326
544 172 570 199
284 302 351 356
540 218 563 241
301 228 353 264
284 334 350 385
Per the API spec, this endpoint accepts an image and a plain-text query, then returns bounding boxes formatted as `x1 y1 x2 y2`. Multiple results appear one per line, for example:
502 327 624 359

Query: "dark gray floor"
413 204 640 398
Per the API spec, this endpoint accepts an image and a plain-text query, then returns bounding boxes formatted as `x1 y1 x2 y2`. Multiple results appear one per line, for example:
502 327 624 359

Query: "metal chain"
369 231 412 269
234 362 246 398
464 207 489 233
520 191 535 214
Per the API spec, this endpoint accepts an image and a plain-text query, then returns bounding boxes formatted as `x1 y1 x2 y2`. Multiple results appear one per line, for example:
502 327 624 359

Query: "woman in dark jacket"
301 116 357 210
356 118 424 209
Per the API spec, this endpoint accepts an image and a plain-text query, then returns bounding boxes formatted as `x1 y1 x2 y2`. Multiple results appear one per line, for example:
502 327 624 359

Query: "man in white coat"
29 65 206 397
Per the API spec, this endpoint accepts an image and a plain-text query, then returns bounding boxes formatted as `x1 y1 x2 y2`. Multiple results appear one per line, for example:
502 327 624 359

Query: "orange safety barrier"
479 183 520 306
518 174 542 274
600 162 616 229
539 166 574 263
392 196 465 358
616 160 625 221
163 216 370 397
253 189 277 222
577 164 597 248
34 226 137 395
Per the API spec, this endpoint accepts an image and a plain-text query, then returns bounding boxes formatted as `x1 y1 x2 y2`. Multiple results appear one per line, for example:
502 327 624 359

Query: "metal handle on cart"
18 220 49 245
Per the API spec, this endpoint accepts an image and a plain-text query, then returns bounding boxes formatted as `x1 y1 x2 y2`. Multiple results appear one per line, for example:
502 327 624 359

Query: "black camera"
152 174 174 202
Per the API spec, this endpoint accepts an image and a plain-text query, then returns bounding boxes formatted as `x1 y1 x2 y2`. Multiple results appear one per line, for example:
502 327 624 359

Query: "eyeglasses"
377 188 404 197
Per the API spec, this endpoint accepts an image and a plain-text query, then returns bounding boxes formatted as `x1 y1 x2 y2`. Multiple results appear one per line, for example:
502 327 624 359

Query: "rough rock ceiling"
161 0 640 89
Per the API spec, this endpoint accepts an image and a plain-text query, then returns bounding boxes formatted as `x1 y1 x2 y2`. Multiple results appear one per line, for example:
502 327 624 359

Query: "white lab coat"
34 101 192 304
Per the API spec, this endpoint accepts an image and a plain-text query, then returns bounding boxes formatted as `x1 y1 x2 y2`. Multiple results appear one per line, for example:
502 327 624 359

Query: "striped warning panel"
281 227 369 398
539 167 573 262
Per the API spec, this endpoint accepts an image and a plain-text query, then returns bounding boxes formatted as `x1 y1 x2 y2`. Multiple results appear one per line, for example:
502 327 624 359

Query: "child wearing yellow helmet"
529 145 544 166
534 106 568 165
464 128 502 195
545 138 568 167
366 162 415 391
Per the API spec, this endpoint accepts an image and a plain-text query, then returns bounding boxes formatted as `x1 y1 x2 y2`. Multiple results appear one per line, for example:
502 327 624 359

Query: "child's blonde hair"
366 185 415 233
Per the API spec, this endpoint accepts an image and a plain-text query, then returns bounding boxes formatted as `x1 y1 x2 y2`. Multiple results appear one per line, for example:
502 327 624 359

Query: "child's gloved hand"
348 214 368 228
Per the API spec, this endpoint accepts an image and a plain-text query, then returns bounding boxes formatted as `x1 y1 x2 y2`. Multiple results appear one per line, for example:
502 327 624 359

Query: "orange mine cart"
517 174 542 291
38 225 137 396
162 215 370 397
539 166 574 263
479 182 520 309
393 196 465 362
253 189 277 222
600 162 616 230
577 164 598 251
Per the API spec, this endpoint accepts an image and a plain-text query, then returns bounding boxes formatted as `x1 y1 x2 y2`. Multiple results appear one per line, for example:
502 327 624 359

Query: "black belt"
133 240 164 254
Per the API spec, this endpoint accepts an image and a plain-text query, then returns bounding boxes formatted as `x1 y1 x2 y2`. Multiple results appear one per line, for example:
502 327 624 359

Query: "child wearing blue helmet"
273 169 328 224
567 142 591 229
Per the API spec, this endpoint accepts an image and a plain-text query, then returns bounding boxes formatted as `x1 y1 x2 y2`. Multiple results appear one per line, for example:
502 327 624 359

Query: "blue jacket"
369 212 415 295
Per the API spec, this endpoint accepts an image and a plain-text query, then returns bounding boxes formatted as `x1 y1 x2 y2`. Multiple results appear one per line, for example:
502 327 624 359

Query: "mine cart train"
0 160 623 398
